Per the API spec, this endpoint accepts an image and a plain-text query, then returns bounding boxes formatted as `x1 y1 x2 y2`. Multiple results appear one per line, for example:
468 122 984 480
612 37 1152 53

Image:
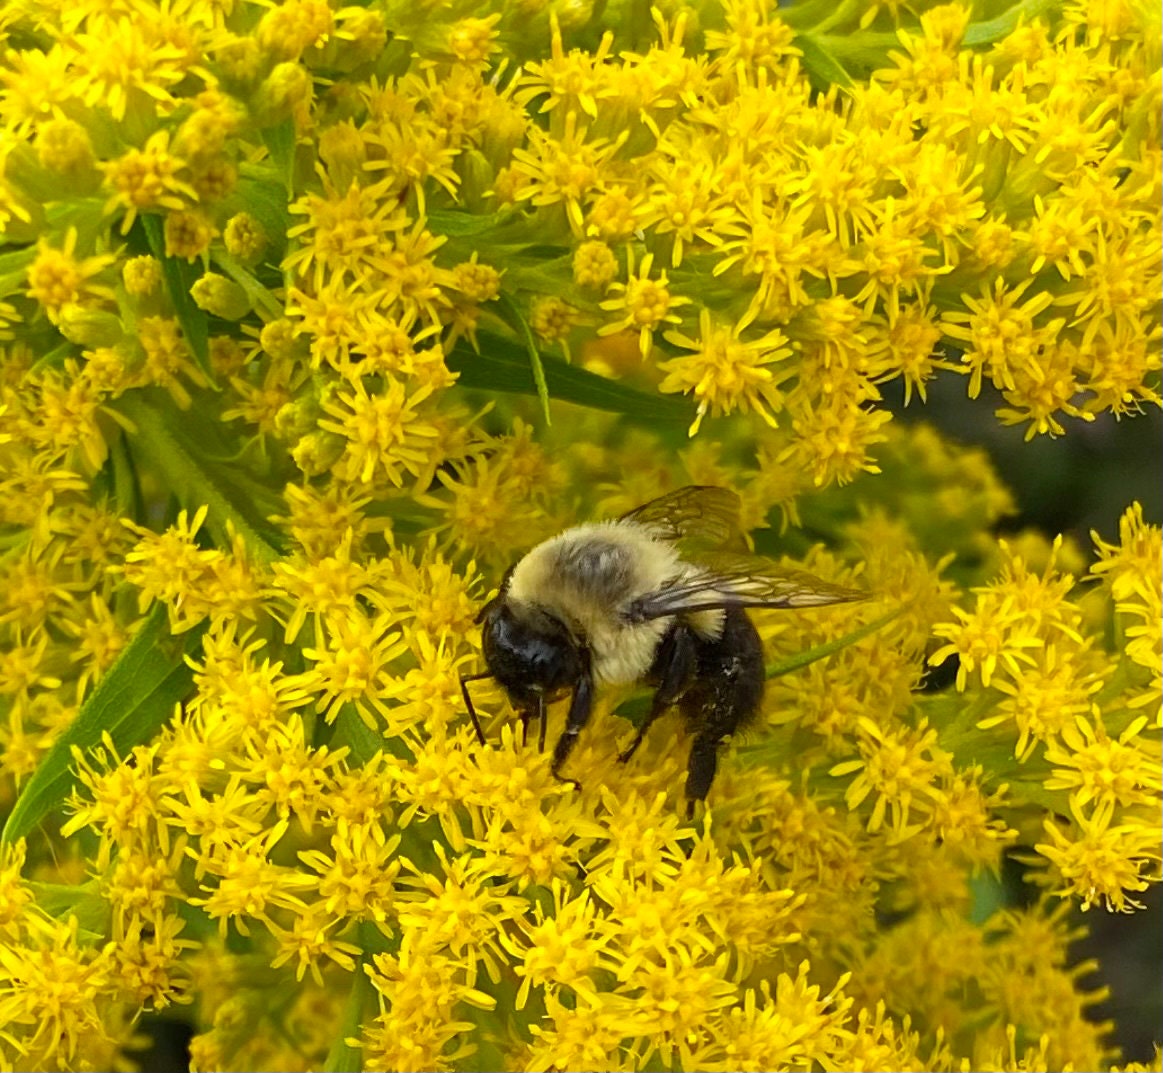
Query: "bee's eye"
481 603 581 699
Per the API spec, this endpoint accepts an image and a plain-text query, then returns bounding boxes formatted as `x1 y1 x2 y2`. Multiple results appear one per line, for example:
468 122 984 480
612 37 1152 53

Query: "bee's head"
478 596 583 706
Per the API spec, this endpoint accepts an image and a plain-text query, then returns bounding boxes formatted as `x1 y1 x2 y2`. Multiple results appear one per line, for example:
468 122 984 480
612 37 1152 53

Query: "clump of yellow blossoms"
0 0 1159 1069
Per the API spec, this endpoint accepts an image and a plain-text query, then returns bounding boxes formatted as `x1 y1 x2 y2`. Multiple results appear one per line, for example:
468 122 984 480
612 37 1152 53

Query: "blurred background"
893 380 1162 1066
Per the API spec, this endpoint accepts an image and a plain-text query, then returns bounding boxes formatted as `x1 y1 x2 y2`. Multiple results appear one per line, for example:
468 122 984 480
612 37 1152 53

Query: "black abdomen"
679 606 764 735
678 606 765 802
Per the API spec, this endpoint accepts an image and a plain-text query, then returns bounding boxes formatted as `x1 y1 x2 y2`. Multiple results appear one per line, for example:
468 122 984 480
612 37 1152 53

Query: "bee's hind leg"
618 623 696 764
679 606 765 812
683 730 725 815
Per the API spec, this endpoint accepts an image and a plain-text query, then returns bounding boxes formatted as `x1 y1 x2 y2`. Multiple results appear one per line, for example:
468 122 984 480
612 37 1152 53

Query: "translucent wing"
625 553 865 622
617 485 741 549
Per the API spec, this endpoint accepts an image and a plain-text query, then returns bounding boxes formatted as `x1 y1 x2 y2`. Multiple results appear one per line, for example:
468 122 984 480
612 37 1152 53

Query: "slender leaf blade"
448 332 690 426
2 604 204 843
142 215 212 380
963 0 1058 46
261 117 298 197
798 33 854 89
323 961 371 1073
495 292 552 426
765 603 900 679
114 391 286 563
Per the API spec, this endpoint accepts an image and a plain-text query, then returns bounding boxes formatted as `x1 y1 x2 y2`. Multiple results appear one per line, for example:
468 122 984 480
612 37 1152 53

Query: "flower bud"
255 62 313 125
190 273 252 320
57 305 125 347
223 213 268 263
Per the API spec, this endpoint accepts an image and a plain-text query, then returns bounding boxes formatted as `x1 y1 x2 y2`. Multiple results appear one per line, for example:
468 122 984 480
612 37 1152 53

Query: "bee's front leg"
550 669 593 791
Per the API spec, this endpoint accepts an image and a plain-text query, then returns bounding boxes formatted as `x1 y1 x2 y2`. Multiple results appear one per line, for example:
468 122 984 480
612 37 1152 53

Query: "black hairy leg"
618 621 698 764
549 668 594 791
677 605 765 807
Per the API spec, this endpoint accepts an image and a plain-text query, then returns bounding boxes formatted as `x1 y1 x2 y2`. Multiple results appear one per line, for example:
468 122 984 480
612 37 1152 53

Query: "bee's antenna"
459 672 493 745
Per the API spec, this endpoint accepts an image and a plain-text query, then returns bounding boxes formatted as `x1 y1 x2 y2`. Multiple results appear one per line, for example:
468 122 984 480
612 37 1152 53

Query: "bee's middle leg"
618 623 696 764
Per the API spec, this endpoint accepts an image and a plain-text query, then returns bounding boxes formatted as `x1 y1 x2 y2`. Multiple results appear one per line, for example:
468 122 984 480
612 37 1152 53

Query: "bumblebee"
461 486 863 808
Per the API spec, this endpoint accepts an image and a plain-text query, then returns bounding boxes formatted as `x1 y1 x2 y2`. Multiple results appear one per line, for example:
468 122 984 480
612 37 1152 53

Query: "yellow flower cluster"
930 510 1162 914
0 0 1158 1070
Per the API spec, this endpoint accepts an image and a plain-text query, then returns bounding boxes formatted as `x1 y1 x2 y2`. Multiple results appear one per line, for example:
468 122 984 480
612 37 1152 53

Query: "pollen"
599 249 691 360
448 15 501 66
102 131 196 233
26 230 115 323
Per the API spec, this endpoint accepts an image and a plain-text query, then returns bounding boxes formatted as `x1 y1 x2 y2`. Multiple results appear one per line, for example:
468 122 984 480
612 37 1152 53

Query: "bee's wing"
618 485 741 548
625 553 865 621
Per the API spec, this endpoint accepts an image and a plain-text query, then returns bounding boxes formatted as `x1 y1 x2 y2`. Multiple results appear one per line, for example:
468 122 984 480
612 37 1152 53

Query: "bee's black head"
478 597 583 705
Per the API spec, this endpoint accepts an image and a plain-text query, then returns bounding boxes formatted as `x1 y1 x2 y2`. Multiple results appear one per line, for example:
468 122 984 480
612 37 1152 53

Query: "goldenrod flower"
0 1 1158 1069
511 111 628 234
599 248 691 360
660 309 792 434
25 229 116 325
101 129 196 233
830 717 952 838
1036 795 1161 912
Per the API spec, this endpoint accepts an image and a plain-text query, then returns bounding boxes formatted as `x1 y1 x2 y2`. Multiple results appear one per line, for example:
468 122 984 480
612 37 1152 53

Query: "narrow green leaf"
427 209 509 237
323 961 371 1073
114 390 286 564
0 245 36 280
447 331 690 426
495 291 552 426
332 704 387 766
796 30 903 84
234 175 292 257
29 340 75 375
963 0 1058 46
766 602 902 679
43 198 109 246
2 604 204 843
211 248 284 319
261 118 298 197
26 879 110 936
797 33 854 89
109 428 140 517
141 215 212 380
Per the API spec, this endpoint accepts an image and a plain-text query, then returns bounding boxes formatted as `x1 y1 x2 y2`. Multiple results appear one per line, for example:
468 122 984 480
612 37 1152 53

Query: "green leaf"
2 604 204 844
141 215 212 381
801 31 902 82
323 961 371 1073
43 198 109 248
261 118 298 197
968 868 1009 924
447 331 690 426
108 428 140 517
211 248 284 319
765 602 901 679
28 340 75 375
963 0 1059 46
114 390 286 563
331 704 387 766
26 879 110 937
233 174 292 258
495 291 552 426
797 33 854 89
0 244 36 286
427 209 510 237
